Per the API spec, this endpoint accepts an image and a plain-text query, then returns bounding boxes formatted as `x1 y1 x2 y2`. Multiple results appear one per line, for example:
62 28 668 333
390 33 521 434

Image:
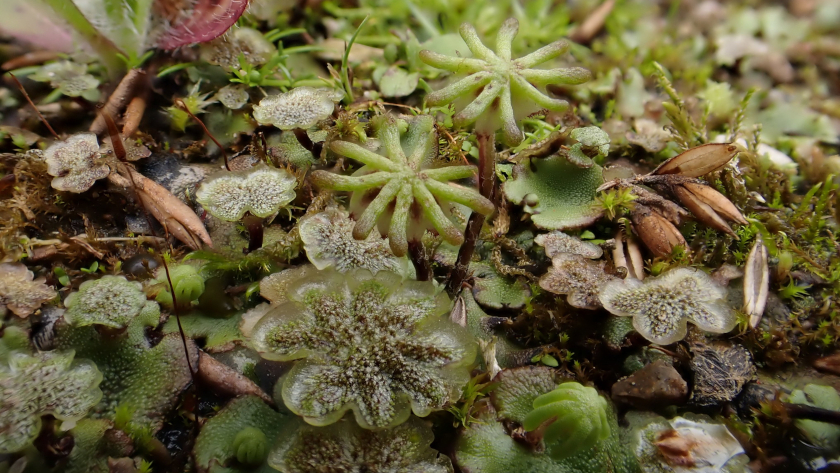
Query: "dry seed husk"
744 235 770 328
651 143 739 177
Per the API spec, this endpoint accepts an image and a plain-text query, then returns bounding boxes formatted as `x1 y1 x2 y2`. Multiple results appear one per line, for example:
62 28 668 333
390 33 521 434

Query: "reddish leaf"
155 0 249 50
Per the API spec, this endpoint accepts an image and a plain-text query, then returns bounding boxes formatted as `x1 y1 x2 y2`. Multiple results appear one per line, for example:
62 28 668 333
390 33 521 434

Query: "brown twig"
122 93 148 138
781 402 840 426
7 73 59 139
569 0 616 44
408 240 431 281
446 131 495 294
1 51 60 71
89 69 144 135
176 99 231 171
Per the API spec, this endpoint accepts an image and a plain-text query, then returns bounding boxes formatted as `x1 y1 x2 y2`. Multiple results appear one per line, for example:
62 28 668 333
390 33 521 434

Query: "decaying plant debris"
1 0 840 472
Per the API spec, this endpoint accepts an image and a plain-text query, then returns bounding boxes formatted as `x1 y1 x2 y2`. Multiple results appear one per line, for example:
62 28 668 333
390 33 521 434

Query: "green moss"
194 396 289 473
56 306 197 432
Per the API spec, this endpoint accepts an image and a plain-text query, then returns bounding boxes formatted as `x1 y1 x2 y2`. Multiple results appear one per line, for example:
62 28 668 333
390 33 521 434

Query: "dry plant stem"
90 69 144 135
570 0 615 44
242 214 264 253
8 73 58 139
781 402 840 426
408 240 431 281
1 51 60 71
292 127 315 152
446 132 495 294
292 127 323 158
122 93 148 137
196 352 272 404
177 99 231 171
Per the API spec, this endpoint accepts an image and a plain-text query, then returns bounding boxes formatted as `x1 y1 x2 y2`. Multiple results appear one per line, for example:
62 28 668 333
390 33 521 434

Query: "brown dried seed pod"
612 229 645 280
680 181 748 225
744 235 770 328
651 143 740 178
631 184 689 225
631 204 687 258
672 184 738 237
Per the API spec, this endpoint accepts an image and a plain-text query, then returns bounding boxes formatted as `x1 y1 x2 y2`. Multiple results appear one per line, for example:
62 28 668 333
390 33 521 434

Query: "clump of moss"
252 87 344 130
57 293 197 432
0 262 56 318
44 133 110 193
298 208 410 276
455 366 638 473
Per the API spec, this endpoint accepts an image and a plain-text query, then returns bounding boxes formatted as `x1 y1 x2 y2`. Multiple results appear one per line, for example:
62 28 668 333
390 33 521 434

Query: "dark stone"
690 342 756 407
735 382 778 417
611 360 688 408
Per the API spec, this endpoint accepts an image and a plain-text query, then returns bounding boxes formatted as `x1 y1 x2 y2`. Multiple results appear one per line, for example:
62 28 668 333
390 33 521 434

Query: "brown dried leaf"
450 295 467 328
651 143 739 178
108 168 212 250
681 181 747 225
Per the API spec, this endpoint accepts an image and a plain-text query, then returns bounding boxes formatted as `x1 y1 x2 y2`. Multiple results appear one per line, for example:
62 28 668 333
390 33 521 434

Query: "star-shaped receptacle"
310 115 494 257
420 18 591 145
251 269 475 429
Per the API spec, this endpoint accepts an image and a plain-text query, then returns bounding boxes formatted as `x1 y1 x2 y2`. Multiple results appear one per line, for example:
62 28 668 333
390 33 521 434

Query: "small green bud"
232 427 268 466
384 43 399 64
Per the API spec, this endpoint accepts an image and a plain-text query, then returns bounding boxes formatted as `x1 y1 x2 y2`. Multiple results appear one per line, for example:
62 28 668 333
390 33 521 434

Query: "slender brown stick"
176 99 231 171
89 69 143 135
408 240 431 281
8 73 59 139
782 402 840 426
103 112 197 378
243 214 264 253
446 131 495 294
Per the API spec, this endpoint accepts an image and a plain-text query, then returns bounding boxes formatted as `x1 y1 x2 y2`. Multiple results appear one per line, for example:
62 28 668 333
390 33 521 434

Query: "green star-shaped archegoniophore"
420 18 591 145
310 115 494 257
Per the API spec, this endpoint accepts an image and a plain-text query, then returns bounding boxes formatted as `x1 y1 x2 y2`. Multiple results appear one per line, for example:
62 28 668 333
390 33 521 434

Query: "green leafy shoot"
596 187 637 220
448 374 498 428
